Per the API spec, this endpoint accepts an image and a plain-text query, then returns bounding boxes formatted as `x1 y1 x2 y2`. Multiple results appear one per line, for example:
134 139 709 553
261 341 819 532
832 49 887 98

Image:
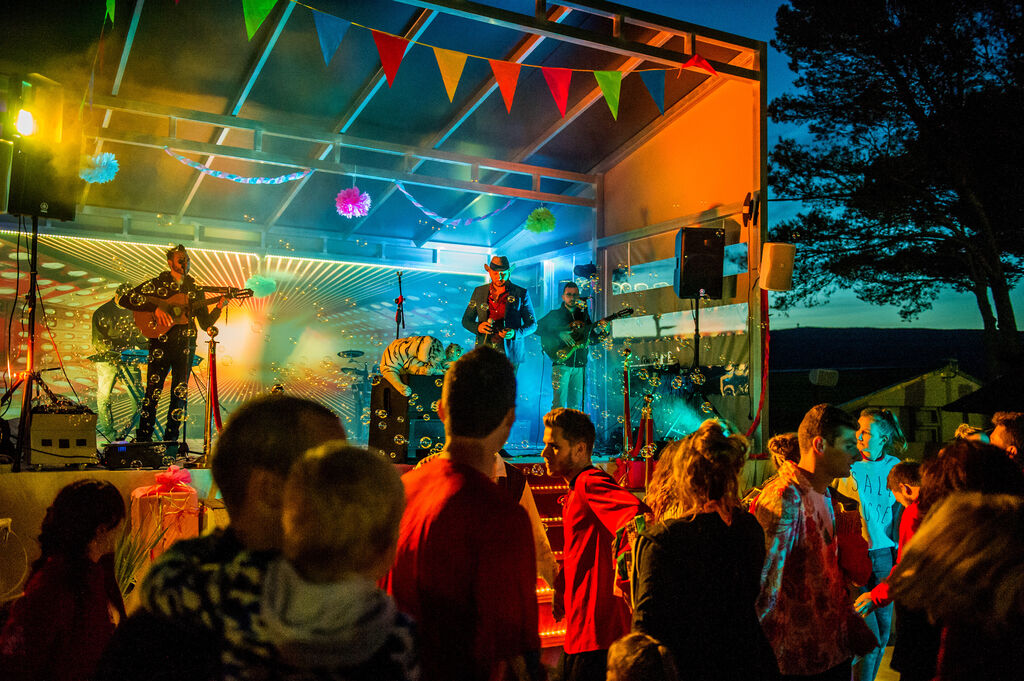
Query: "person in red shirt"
385 347 541 681
542 407 647 681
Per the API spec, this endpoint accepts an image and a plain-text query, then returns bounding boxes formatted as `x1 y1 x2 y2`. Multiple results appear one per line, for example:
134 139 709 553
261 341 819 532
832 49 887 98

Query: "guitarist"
538 282 609 410
119 244 222 443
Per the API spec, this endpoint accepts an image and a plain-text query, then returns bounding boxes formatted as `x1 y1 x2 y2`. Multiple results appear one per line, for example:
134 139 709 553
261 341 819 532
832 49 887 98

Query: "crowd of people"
1 346 1023 681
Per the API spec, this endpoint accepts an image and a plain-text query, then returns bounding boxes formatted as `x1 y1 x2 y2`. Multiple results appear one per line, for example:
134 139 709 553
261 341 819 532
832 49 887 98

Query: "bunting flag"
541 67 572 117
593 70 622 120
639 70 665 114
433 47 468 102
242 0 278 41
105 0 114 23
313 11 351 65
681 53 718 76
372 30 410 87
489 60 522 113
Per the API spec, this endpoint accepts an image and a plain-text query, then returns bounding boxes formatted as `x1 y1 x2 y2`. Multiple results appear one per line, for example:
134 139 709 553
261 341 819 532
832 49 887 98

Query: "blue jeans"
855 548 895 681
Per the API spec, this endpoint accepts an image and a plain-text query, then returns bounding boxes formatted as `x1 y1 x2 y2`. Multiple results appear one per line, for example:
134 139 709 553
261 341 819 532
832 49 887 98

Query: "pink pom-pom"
335 186 371 218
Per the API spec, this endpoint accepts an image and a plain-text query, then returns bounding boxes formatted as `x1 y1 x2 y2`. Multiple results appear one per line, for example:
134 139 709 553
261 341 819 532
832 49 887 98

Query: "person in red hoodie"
0 480 126 681
853 461 921 616
542 407 648 681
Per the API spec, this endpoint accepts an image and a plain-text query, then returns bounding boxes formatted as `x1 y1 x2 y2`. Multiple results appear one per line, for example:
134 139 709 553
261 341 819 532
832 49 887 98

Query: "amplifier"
28 413 97 467
101 441 183 469
368 374 444 463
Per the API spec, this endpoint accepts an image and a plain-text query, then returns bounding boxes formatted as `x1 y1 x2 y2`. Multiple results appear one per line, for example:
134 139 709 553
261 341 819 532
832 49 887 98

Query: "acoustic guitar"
541 307 634 362
133 287 253 339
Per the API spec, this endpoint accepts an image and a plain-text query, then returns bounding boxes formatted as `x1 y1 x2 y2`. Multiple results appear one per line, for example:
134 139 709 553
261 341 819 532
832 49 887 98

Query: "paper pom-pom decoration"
244 274 278 298
79 152 119 183
524 207 556 233
335 187 371 218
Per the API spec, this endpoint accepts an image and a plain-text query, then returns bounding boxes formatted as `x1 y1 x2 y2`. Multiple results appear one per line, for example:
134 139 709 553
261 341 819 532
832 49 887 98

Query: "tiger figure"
379 335 463 396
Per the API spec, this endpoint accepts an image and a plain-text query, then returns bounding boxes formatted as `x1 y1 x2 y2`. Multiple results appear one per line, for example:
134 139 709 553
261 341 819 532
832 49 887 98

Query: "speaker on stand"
367 374 444 463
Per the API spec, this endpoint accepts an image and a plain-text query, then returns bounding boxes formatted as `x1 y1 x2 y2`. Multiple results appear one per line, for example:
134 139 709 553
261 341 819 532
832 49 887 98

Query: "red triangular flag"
541 67 572 117
371 30 410 87
489 59 522 113
681 53 717 76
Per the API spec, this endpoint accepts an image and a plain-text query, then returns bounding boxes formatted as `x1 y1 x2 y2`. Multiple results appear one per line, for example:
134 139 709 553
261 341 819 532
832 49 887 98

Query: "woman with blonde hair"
631 420 777 681
834 407 906 681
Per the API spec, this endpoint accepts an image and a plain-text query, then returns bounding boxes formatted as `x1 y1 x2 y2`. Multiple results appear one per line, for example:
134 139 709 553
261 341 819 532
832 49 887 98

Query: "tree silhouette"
769 0 1024 373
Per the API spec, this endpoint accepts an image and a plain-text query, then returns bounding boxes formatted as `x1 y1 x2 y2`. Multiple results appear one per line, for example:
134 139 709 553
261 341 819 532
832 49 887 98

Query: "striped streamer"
164 148 313 185
395 182 515 227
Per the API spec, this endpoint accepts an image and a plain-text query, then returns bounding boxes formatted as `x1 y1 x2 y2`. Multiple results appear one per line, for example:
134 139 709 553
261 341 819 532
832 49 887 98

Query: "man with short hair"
990 411 1023 463
385 347 540 681
542 407 647 681
537 282 609 410
461 255 536 374
96 395 346 680
752 403 868 680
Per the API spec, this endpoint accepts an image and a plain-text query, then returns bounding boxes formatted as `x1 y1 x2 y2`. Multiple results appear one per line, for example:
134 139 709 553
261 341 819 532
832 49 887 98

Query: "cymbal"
337 350 365 358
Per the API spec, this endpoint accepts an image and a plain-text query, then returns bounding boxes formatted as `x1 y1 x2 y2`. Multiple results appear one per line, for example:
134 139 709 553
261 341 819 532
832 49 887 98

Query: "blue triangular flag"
639 70 665 114
313 10 351 65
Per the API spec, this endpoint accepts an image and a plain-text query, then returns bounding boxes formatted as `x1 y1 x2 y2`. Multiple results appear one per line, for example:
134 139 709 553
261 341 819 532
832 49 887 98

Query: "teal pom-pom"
79 153 119 183
524 207 556 233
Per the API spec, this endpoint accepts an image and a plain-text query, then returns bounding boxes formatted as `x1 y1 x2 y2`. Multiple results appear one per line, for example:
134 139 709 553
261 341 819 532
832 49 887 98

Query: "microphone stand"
394 271 405 340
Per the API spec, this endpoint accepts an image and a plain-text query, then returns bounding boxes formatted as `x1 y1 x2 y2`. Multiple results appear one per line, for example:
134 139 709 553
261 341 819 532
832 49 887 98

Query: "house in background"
838 360 985 461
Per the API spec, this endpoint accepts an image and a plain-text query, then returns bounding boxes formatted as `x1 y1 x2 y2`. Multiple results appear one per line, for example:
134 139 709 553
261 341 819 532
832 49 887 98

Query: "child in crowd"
853 461 921 615
606 633 678 681
140 442 417 681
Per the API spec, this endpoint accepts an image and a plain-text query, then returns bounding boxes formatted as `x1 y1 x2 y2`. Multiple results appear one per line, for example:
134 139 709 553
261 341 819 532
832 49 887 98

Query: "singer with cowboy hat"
461 255 537 375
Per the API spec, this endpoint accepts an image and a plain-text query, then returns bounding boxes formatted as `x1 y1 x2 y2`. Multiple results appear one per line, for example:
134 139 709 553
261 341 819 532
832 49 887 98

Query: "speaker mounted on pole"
674 227 725 299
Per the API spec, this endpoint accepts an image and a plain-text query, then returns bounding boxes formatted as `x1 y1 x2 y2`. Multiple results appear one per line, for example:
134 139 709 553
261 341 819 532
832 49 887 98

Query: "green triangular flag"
594 71 623 120
106 0 115 23
242 0 278 41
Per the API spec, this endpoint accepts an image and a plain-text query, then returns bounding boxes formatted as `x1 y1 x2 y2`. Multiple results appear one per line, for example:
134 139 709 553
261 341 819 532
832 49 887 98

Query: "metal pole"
15 215 40 472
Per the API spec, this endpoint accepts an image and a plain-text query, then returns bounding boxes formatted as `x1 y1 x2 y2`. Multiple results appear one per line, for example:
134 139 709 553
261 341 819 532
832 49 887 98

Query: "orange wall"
603 78 759 236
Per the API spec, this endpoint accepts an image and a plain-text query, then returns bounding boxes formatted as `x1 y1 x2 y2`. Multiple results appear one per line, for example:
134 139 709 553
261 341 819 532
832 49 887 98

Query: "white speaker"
759 242 795 292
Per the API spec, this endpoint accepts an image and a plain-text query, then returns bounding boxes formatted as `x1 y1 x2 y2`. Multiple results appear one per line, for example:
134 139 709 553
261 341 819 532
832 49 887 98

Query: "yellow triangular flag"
433 47 468 102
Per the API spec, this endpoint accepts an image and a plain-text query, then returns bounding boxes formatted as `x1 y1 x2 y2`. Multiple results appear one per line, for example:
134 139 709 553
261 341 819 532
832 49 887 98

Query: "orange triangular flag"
433 47 468 102
371 30 410 87
489 60 522 113
681 53 717 76
541 67 572 117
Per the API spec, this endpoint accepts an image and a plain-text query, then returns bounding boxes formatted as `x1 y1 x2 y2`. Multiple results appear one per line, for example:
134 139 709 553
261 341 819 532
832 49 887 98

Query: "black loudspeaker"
367 374 444 463
674 227 725 299
4 138 81 221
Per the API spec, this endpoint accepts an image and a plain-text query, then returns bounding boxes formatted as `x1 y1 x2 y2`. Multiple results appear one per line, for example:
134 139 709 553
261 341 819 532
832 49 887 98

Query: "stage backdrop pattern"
0 232 484 445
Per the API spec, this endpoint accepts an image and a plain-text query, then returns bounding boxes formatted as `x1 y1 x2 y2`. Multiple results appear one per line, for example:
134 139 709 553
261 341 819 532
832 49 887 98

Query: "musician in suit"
92 285 148 442
537 282 609 410
460 255 537 375
119 245 222 443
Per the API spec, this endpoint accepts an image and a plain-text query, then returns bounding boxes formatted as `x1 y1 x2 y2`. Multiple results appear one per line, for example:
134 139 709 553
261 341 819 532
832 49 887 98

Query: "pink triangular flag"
681 53 717 76
433 47 468 102
489 59 522 113
541 67 572 117
371 30 410 87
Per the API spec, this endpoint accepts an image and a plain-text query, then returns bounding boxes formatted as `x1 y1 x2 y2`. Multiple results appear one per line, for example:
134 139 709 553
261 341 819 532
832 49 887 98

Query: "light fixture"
14 109 35 136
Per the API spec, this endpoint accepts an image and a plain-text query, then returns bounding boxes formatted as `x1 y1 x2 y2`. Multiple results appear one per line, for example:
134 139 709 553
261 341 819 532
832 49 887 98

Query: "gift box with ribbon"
129 465 201 562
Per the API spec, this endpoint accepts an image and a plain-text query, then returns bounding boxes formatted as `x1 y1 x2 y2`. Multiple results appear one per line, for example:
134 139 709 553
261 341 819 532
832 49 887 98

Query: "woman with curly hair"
0 479 126 681
631 420 778 680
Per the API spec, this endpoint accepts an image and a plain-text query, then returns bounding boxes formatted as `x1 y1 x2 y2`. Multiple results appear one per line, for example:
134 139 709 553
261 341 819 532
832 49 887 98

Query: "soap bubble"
419 437 432 449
